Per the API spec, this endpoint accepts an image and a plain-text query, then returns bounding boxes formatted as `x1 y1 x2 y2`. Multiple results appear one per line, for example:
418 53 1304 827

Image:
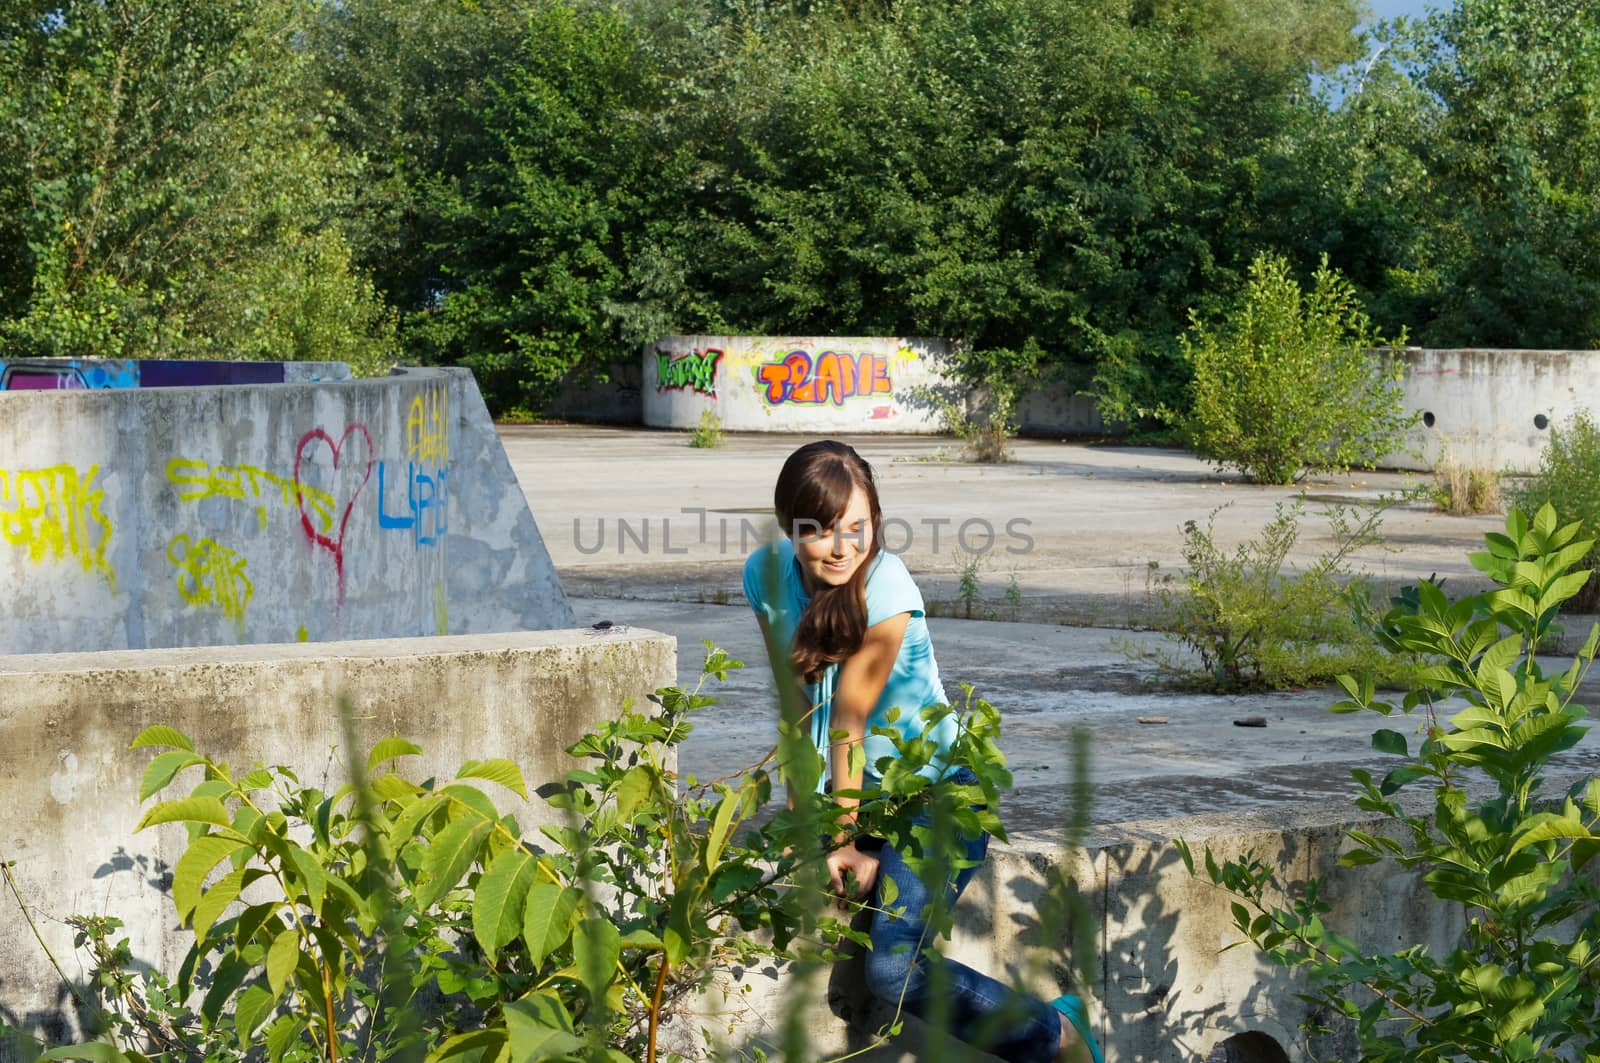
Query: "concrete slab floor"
504 425 1518 628
568 596 1600 837
506 425 1600 833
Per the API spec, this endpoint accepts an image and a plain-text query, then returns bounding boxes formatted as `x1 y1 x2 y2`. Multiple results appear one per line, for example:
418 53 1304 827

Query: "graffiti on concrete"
756 350 894 406
294 425 374 603
382 387 450 549
378 462 449 547
167 460 336 534
0 359 139 390
407 388 450 466
167 533 253 630
657 348 723 396
0 464 117 587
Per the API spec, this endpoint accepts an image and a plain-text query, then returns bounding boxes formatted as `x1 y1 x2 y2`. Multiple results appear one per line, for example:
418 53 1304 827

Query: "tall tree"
0 0 394 367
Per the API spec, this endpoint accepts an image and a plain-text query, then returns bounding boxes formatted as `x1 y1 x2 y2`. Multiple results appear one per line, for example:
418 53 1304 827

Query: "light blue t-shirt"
743 539 953 786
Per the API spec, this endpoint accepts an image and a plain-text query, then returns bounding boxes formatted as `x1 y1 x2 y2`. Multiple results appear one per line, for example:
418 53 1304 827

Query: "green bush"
1512 411 1600 611
1178 253 1413 484
687 408 723 449
1182 505 1600 1061
1130 500 1408 692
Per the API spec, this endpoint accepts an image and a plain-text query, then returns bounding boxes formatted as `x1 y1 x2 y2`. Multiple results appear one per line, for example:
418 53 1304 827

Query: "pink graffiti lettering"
294 425 374 605
756 350 893 406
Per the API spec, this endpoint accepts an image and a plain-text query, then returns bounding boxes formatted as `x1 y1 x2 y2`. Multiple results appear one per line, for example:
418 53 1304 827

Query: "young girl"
742 440 1102 1063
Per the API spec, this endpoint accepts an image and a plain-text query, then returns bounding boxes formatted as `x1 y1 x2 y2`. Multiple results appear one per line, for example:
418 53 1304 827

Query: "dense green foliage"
1179 252 1410 483
1181 505 1600 1061
0 0 396 371
2 0 1596 411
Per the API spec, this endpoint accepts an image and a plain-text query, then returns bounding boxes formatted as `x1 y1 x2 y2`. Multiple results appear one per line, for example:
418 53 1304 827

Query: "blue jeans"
861 772 1063 1062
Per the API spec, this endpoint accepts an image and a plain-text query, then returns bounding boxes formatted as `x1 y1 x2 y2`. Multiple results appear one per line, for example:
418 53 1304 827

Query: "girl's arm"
822 612 909 902
827 612 910 835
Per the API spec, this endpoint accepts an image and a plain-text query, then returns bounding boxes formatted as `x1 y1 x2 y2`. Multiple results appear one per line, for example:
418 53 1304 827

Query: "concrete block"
0 365 574 654
0 629 675 1048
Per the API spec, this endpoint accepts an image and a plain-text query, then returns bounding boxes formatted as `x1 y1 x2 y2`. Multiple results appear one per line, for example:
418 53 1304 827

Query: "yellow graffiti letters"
0 464 117 586
167 458 334 534
167 534 253 628
407 389 449 465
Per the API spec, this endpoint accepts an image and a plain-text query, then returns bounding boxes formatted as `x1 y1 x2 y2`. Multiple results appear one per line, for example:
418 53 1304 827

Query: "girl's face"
792 485 874 592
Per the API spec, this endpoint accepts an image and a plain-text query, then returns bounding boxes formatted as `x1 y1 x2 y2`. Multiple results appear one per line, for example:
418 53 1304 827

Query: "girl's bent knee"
864 947 926 1004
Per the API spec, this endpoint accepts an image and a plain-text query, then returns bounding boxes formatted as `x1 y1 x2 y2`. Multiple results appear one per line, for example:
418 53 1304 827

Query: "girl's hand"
826 842 879 910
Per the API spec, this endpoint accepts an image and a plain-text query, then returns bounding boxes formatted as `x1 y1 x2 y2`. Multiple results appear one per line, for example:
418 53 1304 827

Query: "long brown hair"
774 441 884 682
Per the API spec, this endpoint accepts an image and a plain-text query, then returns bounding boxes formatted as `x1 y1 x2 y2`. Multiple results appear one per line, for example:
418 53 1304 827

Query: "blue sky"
1363 0 1437 26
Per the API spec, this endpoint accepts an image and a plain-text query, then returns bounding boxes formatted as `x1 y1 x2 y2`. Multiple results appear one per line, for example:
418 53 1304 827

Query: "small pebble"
1233 716 1268 728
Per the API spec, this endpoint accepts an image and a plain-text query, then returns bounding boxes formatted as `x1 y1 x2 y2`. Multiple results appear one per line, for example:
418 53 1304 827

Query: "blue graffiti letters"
377 462 448 547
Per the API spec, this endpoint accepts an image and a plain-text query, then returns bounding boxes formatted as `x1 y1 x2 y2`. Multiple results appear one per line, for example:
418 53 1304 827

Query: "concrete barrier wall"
644 336 957 433
0 629 676 1048
0 365 573 654
709 806 1464 1063
1383 347 1600 474
634 341 1599 474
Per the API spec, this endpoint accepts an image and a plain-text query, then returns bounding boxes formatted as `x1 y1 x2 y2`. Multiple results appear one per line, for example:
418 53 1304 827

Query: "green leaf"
1476 634 1523 679
474 848 540 960
136 796 233 832
1510 815 1594 855
367 737 423 776
423 1029 507 1063
266 929 299 1001
389 792 446 845
457 759 529 799
289 847 327 915
413 813 493 909
140 750 205 801
704 789 739 871
130 726 194 753
709 863 763 903
1371 729 1408 757
506 994 583 1062
618 928 663 950
173 836 251 922
263 1015 305 1063
234 983 275 1042
574 917 621 1007
611 766 652 821
1339 849 1382 867
37 1046 132 1062
523 884 580 968
191 866 247 941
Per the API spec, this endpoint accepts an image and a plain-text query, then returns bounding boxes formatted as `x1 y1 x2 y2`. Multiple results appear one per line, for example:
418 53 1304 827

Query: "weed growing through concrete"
688 408 723 448
957 548 985 618
1429 446 1503 515
1122 499 1411 691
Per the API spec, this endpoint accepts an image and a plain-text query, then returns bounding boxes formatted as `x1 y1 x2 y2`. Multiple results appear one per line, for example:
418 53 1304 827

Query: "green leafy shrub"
27 646 1024 1063
1178 253 1412 484
1512 411 1600 611
1129 500 1406 691
1181 504 1600 1060
687 409 723 449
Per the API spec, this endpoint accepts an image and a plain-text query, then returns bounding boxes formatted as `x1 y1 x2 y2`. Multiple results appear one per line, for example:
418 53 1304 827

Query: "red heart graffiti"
294 424 374 604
